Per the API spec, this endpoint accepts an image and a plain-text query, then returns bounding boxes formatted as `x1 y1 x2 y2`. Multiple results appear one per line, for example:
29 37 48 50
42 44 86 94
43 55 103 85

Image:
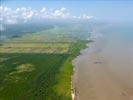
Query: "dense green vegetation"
0 24 89 100
0 41 87 100
0 53 67 100
53 41 87 99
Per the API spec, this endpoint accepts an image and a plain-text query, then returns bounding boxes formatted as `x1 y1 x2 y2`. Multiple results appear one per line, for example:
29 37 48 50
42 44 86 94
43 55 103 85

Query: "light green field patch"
16 64 35 73
0 57 10 62
12 63 35 74
5 64 34 82
0 56 18 62
5 75 20 83
0 42 71 53
10 34 46 42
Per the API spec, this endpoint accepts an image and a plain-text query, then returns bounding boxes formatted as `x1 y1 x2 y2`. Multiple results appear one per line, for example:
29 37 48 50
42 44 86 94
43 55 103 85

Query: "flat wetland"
0 25 88 100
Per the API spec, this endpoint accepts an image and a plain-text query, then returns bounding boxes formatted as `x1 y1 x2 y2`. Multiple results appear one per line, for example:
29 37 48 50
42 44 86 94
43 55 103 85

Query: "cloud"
40 7 46 13
53 8 70 18
0 6 35 24
0 6 93 25
6 19 18 24
82 14 93 20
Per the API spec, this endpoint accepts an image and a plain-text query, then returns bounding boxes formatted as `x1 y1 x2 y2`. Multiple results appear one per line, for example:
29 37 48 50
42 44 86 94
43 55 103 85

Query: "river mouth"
73 24 133 100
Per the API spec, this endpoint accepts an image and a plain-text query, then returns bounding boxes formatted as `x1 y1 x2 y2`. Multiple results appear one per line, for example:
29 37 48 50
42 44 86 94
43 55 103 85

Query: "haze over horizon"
1 0 133 23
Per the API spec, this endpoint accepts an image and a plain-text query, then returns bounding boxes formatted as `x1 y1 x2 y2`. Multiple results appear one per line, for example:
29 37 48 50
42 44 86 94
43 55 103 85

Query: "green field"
0 42 70 53
0 26 89 100
0 41 87 100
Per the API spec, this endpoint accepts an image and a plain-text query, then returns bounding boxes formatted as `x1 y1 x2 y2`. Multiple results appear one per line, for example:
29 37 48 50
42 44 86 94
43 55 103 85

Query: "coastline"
71 36 133 100
71 43 90 100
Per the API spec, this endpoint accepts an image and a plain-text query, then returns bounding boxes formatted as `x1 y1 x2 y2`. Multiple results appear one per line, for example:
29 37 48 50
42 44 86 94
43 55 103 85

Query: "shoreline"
71 36 133 100
71 43 90 100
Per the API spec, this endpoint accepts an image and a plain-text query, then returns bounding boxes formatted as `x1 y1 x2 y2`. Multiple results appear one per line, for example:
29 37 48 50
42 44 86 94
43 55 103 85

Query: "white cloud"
22 10 34 19
53 8 70 18
82 14 93 20
0 6 93 25
40 8 46 13
6 19 18 24
60 7 66 11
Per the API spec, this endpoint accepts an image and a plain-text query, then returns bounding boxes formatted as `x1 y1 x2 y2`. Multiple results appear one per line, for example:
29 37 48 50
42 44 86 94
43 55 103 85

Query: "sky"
1 0 133 25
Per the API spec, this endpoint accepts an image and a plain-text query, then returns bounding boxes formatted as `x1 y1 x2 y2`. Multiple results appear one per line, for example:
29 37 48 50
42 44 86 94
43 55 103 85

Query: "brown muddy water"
72 26 133 100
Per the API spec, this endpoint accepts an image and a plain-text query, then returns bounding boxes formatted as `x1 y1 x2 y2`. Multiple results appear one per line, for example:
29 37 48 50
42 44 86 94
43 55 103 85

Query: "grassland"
0 42 70 53
0 26 89 100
